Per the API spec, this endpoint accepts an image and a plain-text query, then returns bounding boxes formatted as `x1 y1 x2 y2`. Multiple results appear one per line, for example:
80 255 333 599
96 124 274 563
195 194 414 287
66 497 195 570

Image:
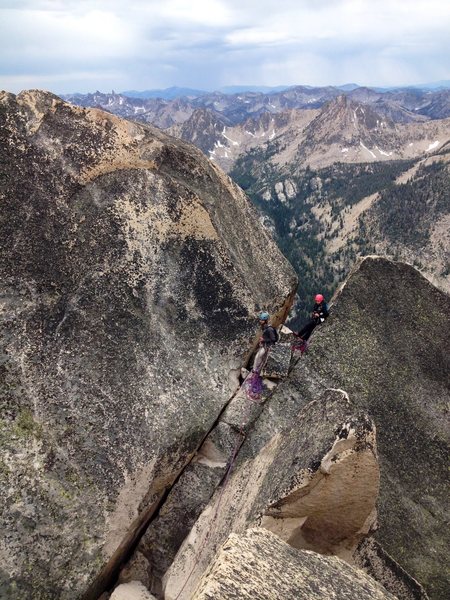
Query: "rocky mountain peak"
304 95 396 146
168 108 231 154
0 90 296 599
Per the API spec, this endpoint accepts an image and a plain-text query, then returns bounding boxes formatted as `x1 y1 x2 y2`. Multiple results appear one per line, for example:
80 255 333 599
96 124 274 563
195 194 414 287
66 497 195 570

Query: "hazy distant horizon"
62 80 450 98
1 1 450 95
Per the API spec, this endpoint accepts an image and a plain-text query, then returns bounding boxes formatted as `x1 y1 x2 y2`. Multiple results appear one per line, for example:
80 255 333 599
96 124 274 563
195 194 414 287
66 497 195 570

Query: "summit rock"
0 90 296 599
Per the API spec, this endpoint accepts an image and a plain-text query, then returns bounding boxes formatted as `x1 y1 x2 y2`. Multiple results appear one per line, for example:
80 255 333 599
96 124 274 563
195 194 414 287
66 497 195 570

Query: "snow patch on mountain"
426 140 440 151
360 142 376 158
376 146 393 157
222 128 239 146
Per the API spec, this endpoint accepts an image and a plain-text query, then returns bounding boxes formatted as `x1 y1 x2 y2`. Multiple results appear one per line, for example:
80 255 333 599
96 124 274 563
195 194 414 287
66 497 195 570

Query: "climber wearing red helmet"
296 293 329 342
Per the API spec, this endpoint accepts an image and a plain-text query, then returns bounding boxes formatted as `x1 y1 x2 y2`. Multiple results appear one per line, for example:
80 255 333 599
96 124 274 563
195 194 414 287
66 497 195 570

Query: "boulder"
0 90 296 599
163 389 380 599
192 528 396 600
288 256 450 599
110 581 156 600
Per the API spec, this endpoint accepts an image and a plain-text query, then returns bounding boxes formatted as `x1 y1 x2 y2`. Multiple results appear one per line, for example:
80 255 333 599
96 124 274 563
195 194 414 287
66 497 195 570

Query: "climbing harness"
242 345 269 402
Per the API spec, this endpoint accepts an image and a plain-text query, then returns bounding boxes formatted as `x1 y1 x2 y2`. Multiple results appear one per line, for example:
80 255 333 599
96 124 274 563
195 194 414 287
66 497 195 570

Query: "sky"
1 0 450 94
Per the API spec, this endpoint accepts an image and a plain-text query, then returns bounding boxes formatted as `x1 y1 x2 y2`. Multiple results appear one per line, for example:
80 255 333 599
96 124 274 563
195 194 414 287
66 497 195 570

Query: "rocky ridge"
1 90 448 600
64 88 450 174
0 89 296 599
157 257 450 600
169 108 318 172
116 258 448 600
215 95 450 173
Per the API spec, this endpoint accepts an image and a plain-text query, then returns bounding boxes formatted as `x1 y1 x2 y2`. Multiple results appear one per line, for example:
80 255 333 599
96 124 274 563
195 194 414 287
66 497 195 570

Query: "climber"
296 294 329 341
252 311 278 373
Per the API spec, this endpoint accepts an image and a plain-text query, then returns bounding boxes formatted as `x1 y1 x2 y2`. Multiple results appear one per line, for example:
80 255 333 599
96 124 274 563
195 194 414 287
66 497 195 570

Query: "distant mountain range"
85 81 450 101
63 85 450 173
62 83 450 324
63 84 450 131
121 86 209 99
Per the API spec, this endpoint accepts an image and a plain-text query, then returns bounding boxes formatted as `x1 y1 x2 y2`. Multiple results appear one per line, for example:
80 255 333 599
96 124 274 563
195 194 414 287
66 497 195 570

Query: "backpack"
269 325 280 343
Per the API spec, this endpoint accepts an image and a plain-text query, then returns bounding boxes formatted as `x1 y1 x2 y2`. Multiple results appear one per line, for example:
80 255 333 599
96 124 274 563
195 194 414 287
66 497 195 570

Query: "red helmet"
314 294 324 303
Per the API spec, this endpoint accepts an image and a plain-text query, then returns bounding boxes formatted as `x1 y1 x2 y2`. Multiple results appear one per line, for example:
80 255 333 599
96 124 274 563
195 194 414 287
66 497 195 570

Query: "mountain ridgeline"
1 90 449 600
66 86 450 326
64 85 450 130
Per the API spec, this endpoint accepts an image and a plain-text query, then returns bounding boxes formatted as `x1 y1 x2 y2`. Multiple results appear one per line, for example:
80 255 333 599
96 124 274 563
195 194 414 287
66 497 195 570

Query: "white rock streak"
222 127 239 146
360 141 376 159
426 141 440 151
375 146 393 157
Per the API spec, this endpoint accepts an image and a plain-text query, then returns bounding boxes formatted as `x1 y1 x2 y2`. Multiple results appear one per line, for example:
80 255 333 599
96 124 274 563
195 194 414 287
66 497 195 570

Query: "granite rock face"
149 256 446 600
354 538 429 600
163 389 380 599
289 257 449 599
0 90 296 599
192 528 396 600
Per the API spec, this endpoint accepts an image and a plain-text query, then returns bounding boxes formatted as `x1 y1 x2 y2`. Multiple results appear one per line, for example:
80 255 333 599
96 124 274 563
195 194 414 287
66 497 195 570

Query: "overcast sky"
1 0 449 94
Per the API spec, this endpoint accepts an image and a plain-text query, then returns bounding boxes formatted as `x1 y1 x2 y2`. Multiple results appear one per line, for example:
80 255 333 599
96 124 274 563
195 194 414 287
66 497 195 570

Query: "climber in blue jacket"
252 311 278 373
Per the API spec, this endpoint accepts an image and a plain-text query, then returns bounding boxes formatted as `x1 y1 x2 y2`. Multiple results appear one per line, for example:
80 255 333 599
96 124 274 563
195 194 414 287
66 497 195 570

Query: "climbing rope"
291 337 309 355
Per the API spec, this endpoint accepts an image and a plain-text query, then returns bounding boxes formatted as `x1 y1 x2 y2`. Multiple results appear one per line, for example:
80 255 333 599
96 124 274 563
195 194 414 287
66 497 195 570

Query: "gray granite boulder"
163 389 380 599
288 256 449 599
0 90 296 599
192 528 396 599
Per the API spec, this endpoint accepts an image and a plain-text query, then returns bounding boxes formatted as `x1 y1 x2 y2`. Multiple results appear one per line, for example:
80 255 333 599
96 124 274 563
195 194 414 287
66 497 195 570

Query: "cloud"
0 0 449 93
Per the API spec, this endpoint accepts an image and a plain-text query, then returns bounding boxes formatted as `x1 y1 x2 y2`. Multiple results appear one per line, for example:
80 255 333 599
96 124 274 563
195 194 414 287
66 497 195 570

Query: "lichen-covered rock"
163 389 379 599
192 528 396 600
289 256 450 599
0 90 296 599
